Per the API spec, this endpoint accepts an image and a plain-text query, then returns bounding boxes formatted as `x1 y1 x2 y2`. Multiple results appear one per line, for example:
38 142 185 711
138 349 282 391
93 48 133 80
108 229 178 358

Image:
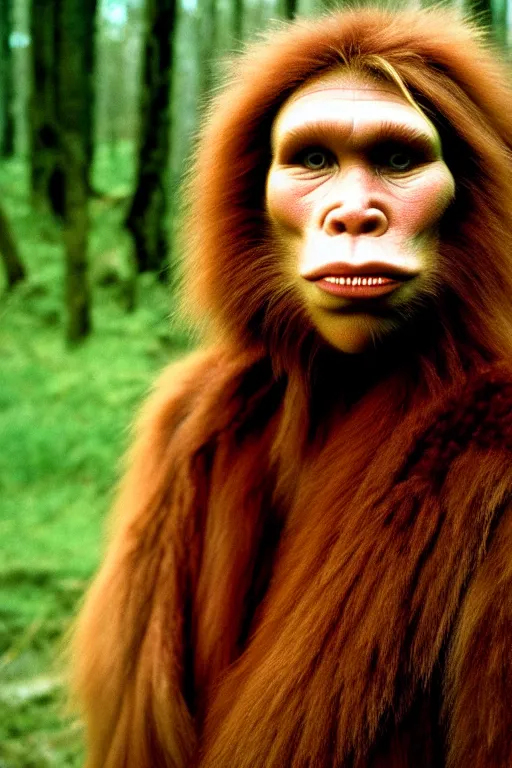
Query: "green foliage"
0 150 191 766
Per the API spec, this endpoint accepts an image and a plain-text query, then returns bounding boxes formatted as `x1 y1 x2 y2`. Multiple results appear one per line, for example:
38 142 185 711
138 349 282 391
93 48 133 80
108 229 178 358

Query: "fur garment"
73 348 512 768
72 7 512 766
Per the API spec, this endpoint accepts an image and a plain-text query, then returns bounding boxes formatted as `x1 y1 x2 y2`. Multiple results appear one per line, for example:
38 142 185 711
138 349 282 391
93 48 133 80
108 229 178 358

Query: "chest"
193 379 511 766
198 471 494 765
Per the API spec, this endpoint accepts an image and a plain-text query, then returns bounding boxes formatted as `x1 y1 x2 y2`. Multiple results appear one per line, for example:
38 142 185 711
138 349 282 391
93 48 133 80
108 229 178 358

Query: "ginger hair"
182 8 512 377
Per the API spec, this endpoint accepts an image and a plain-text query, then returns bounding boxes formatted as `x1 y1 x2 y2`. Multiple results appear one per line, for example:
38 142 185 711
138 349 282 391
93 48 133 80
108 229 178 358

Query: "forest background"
0 0 509 764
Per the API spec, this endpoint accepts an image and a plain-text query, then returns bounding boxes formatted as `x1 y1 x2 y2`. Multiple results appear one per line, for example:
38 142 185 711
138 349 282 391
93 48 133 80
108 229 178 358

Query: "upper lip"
302 262 418 281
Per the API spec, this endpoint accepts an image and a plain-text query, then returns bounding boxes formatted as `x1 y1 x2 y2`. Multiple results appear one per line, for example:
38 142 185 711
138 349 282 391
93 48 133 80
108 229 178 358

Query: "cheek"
265 171 315 233
394 166 455 237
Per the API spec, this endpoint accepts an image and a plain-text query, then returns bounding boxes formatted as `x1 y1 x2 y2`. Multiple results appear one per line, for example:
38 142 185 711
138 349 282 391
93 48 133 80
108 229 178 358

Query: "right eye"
298 148 334 171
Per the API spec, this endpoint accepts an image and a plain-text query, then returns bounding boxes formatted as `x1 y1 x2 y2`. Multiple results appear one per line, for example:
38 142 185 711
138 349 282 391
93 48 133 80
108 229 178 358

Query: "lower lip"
314 278 402 299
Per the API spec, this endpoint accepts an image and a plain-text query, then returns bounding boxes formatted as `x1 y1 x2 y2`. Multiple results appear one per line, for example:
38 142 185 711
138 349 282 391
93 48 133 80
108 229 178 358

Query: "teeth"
324 276 387 286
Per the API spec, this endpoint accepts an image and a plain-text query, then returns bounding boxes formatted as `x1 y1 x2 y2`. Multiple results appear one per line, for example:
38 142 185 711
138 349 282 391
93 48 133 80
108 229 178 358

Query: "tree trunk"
233 0 243 42
29 0 62 214
29 0 96 216
281 0 297 20
59 0 96 342
0 203 25 288
125 0 176 276
0 0 15 156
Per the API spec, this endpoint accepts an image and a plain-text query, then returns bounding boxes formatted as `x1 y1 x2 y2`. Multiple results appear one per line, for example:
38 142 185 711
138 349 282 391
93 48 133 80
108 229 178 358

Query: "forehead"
272 69 440 147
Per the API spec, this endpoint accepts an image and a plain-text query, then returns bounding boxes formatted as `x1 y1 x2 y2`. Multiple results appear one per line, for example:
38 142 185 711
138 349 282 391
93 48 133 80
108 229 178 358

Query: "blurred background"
0 0 509 764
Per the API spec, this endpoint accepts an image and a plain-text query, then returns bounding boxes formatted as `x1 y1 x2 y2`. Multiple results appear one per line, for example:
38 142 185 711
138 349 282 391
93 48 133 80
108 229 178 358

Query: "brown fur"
72 8 512 767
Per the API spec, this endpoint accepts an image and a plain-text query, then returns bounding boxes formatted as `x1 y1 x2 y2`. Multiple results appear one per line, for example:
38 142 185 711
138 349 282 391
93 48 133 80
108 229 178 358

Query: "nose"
323 206 389 237
321 167 389 237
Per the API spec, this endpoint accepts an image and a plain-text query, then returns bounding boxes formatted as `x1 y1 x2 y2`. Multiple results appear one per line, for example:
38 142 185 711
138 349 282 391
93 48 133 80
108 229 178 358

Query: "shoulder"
392 361 512 486
132 345 279 461
443 361 512 454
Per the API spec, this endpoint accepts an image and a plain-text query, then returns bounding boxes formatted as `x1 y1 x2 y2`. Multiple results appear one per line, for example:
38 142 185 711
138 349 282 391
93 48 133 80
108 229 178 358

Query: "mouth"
302 262 417 300
316 275 403 298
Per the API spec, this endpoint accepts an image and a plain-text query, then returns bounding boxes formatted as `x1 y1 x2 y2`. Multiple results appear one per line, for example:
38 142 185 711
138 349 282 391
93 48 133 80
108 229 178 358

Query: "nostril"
332 220 347 234
360 211 388 235
361 219 377 234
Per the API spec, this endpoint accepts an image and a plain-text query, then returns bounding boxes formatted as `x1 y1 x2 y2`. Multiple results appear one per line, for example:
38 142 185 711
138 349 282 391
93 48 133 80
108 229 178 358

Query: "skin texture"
71 9 512 768
266 71 455 352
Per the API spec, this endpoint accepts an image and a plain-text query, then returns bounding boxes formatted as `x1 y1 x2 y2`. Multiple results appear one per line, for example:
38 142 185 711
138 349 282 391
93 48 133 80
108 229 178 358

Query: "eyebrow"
272 117 441 157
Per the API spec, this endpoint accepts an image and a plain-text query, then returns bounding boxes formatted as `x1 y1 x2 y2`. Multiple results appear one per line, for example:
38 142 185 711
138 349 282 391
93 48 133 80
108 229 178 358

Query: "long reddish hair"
182 8 512 382
72 13 512 768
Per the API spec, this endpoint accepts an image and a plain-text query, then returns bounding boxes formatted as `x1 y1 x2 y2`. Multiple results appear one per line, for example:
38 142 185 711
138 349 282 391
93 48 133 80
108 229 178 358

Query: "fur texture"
72 8 512 767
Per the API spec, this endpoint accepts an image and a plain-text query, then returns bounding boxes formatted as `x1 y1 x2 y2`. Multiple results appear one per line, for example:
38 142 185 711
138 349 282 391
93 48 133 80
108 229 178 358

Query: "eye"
299 148 334 171
372 143 419 173
388 151 413 171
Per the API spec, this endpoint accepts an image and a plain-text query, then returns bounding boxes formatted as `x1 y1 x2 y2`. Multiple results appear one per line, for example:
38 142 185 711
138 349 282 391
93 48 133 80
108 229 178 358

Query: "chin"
312 312 399 355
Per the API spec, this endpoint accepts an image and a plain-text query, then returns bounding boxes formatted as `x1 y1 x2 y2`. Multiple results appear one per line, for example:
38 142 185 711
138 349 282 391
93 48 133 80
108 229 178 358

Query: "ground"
0 149 190 766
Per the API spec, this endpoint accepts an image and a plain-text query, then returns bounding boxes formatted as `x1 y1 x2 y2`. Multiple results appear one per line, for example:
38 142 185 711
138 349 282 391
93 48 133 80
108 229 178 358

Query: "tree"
0 203 25 288
125 0 176 275
281 0 298 20
58 0 97 342
233 0 244 41
27 0 96 340
29 0 62 213
0 0 15 156
29 0 96 216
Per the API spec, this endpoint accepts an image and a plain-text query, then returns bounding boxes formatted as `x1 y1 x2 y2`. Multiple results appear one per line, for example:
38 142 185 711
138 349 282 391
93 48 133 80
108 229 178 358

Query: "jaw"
309 308 403 354
301 265 439 354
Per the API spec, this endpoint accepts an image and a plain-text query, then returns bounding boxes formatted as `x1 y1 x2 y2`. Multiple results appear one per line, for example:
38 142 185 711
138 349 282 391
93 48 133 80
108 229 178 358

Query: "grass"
0 148 191 766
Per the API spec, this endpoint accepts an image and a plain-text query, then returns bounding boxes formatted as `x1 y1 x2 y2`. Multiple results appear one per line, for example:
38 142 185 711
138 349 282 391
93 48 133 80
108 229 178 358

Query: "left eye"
371 142 419 173
387 151 413 171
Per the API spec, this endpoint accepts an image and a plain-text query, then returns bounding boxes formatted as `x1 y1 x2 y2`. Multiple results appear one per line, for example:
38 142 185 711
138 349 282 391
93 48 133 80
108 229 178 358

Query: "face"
265 69 455 354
